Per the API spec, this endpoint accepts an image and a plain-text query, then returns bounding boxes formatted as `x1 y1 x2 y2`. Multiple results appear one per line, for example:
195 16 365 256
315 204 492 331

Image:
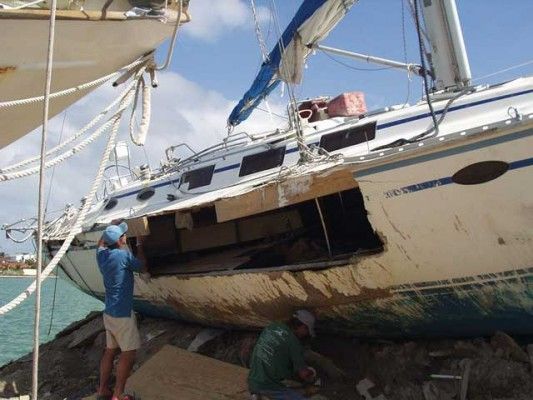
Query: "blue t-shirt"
96 247 142 318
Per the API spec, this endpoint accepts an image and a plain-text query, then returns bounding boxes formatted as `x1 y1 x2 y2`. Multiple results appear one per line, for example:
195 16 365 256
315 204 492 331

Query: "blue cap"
102 222 128 245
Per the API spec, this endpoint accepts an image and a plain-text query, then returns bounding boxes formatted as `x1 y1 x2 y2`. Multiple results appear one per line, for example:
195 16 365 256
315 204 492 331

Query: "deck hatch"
319 121 376 152
181 165 215 189
239 147 286 177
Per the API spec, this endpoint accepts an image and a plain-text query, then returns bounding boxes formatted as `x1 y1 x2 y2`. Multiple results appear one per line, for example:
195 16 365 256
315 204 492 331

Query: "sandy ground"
1 311 532 400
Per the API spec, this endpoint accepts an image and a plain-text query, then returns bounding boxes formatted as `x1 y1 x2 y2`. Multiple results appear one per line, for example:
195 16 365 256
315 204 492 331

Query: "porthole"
104 197 118 211
137 187 155 201
452 161 509 185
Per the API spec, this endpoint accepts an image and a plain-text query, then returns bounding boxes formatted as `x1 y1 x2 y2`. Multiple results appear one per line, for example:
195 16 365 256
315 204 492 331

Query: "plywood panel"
215 167 358 223
125 345 250 400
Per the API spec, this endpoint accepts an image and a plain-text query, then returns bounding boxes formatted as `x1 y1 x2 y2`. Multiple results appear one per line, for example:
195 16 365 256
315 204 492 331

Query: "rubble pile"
1 312 532 400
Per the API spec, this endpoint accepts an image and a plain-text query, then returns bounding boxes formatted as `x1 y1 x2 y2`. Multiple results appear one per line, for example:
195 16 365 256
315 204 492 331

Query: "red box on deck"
327 92 367 117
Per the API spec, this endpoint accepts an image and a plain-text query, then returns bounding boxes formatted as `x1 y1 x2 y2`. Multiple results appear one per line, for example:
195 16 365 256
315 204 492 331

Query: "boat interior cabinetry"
136 187 382 277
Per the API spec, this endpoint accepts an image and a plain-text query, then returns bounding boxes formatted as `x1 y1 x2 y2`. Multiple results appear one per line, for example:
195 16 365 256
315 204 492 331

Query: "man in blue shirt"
95 222 148 400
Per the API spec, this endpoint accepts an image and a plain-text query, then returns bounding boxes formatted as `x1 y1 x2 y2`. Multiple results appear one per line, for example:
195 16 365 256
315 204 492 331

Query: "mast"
419 0 471 91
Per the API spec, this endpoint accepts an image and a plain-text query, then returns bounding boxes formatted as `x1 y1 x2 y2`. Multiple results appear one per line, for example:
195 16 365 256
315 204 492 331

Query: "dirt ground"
1 312 532 400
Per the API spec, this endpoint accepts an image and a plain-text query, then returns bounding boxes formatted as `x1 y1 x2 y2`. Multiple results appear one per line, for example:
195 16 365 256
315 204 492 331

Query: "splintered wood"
215 167 358 223
125 345 249 399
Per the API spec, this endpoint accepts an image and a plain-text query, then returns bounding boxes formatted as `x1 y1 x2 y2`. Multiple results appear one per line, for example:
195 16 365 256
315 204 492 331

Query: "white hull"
0 3 188 148
47 77 533 337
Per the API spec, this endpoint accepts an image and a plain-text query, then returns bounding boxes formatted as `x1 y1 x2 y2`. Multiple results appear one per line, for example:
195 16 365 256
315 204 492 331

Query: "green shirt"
248 322 306 392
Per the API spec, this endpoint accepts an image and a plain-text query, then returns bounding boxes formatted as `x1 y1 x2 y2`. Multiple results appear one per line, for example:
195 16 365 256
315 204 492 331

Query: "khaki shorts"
103 312 141 351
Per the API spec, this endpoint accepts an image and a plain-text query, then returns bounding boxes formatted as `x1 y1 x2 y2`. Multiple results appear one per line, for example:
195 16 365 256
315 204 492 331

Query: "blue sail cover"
228 0 356 127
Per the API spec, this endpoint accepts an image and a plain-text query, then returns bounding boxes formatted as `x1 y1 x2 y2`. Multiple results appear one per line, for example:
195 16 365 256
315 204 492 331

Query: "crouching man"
95 222 148 400
248 310 317 400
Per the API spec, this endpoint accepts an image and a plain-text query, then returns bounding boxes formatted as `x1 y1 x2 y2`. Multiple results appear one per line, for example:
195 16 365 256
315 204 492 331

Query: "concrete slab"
125 345 250 399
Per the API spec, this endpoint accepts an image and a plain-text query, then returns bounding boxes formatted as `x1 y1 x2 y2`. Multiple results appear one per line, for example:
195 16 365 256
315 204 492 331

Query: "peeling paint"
277 175 312 207
0 66 16 83
0 66 16 74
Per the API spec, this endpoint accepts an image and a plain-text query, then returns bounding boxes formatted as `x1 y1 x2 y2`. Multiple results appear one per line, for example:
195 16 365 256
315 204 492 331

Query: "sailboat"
22 0 533 337
0 0 190 148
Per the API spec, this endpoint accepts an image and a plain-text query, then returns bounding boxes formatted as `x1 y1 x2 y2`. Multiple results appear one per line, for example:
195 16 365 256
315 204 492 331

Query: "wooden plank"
215 167 358 223
125 345 250 400
126 216 150 237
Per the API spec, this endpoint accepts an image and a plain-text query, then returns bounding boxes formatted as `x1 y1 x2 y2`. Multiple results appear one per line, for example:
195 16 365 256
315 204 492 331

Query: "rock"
0 381 19 397
490 331 529 363
144 329 166 342
429 350 451 358
422 382 453 400
68 316 105 349
57 311 101 339
92 331 106 349
459 359 471 400
356 378 387 400
453 341 479 358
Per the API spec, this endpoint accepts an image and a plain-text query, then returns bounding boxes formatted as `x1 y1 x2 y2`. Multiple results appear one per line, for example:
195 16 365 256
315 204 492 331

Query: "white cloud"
0 70 286 254
184 0 270 42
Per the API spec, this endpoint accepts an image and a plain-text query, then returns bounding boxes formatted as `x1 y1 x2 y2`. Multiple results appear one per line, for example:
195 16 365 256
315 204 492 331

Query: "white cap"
293 309 316 337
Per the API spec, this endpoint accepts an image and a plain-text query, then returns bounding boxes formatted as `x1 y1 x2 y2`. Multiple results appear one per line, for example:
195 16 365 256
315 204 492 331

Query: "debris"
429 350 451 358
67 316 104 349
490 331 529 363
429 374 462 380
56 311 101 339
186 328 225 352
356 378 387 400
3 315 533 400
125 345 249 399
144 329 166 342
308 395 329 400
422 381 453 400
459 359 471 400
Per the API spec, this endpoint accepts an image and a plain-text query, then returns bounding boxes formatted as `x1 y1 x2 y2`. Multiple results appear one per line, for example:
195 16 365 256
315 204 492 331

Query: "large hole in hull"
136 187 383 276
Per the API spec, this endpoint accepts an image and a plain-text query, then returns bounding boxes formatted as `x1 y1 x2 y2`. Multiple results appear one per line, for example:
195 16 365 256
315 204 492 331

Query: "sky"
1 0 532 254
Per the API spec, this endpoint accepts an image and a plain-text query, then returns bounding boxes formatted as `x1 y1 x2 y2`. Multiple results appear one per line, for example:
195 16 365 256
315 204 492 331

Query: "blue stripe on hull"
321 275 533 338
356 128 533 178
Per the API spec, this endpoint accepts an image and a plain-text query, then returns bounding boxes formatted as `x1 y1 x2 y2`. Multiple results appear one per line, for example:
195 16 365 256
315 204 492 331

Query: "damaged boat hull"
54 121 533 337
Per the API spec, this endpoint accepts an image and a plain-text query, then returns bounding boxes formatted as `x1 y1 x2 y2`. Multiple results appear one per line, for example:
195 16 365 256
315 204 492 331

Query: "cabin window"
181 165 215 190
137 187 155 201
319 122 376 152
239 147 286 177
104 197 118 211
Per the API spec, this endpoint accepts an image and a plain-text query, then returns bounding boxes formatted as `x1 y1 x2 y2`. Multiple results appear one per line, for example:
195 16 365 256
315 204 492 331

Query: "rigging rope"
33 0 58 395
0 82 137 182
0 68 143 317
472 59 533 82
0 81 137 173
155 0 183 71
129 76 151 146
250 0 270 62
0 57 148 110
